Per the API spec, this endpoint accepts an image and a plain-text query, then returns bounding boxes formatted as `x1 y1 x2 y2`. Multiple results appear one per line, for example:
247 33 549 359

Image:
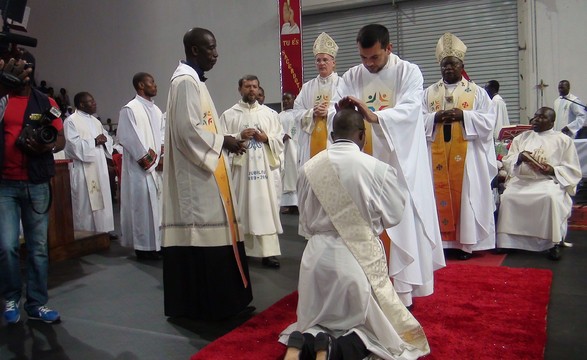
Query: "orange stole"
431 122 468 241
310 116 328 157
202 115 248 288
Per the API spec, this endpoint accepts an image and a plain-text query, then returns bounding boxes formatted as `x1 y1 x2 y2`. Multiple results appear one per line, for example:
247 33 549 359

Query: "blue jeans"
0 180 50 313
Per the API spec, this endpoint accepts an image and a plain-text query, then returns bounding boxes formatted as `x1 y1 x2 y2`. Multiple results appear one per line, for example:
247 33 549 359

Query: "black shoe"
135 250 162 260
457 250 472 260
287 331 305 350
548 245 561 261
315 332 334 360
262 256 280 268
234 305 256 319
492 248 511 255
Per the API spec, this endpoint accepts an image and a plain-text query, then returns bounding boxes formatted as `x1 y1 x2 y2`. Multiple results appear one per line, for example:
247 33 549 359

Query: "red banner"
279 0 303 96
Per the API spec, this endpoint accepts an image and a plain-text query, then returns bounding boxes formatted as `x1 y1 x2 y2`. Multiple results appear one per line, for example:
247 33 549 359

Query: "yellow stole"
201 104 248 288
310 93 330 158
427 80 476 241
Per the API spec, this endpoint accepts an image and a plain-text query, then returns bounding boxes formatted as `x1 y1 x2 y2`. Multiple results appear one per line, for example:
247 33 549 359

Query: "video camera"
0 0 37 89
15 106 61 153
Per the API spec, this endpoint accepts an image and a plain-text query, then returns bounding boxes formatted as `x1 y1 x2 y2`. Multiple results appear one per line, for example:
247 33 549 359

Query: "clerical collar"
239 100 258 109
319 72 337 82
333 139 354 144
182 60 207 82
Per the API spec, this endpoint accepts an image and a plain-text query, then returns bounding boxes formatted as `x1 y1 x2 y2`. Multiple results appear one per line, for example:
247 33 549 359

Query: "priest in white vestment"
161 28 252 320
554 80 586 137
64 92 114 233
280 109 430 360
294 32 341 169
117 72 165 260
279 92 299 212
336 24 444 307
220 75 284 269
484 80 510 140
422 33 497 259
497 107 581 260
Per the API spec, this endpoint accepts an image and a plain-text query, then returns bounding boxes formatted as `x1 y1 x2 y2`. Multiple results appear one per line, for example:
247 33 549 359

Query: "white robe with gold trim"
422 80 497 253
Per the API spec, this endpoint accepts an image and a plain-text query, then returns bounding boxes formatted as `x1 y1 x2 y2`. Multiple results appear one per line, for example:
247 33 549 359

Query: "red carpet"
191 264 552 360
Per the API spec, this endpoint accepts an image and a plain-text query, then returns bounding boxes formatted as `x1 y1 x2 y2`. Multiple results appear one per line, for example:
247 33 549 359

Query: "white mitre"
435 32 467 63
313 32 338 58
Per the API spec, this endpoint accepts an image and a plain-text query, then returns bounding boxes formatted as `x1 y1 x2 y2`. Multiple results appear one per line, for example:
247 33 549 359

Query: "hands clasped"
95 134 108 146
223 135 247 155
434 108 464 124
240 127 268 144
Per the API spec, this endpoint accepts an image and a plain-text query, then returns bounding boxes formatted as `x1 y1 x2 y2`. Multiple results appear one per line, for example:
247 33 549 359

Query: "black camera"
15 106 61 153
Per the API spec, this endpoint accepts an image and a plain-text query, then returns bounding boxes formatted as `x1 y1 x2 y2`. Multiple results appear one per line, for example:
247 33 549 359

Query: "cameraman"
0 56 65 324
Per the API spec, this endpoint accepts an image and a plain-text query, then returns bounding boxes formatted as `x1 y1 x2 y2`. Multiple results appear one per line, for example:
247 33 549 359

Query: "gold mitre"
313 32 338 58
435 32 467 63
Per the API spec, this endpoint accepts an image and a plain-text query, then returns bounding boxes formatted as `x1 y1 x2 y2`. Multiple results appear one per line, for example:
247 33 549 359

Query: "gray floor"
1 208 586 360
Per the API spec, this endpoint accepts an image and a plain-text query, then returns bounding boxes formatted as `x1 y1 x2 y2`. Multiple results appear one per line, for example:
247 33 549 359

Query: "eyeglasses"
315 58 332 64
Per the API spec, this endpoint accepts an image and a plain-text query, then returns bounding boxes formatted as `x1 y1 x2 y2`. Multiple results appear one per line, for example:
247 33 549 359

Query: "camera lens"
36 126 58 144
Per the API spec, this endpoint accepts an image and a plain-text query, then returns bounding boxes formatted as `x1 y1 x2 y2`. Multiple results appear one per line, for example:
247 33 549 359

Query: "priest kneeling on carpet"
497 107 582 260
280 109 430 360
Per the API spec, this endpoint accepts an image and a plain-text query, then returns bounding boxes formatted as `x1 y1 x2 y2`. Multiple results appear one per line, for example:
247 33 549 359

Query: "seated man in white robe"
497 107 582 260
280 109 430 360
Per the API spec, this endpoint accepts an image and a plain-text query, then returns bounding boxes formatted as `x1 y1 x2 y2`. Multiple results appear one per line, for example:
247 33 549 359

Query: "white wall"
519 0 587 121
16 0 587 125
23 0 281 123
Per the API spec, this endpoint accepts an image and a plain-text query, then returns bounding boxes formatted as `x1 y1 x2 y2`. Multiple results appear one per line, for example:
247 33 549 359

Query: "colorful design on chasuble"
362 90 392 156
428 80 476 241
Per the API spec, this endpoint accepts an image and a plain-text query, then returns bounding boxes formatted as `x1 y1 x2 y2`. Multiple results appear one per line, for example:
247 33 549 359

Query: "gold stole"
201 103 248 288
428 80 476 241
310 93 330 158
304 152 430 353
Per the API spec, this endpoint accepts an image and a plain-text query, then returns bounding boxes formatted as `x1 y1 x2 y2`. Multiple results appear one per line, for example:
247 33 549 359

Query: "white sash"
304 152 429 354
